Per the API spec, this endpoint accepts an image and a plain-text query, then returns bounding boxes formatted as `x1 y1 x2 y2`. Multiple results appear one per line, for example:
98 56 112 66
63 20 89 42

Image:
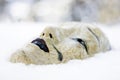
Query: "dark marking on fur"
52 45 63 61
87 27 100 47
72 38 88 54
31 38 49 53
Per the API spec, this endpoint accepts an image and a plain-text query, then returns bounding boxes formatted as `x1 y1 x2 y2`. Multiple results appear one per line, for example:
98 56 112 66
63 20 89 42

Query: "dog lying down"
10 22 111 65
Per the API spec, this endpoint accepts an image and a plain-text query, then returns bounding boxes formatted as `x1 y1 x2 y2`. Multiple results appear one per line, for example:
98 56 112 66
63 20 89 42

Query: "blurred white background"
0 0 120 24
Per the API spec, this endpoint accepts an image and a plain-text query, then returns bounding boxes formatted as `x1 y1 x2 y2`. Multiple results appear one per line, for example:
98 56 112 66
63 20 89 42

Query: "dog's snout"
31 38 49 52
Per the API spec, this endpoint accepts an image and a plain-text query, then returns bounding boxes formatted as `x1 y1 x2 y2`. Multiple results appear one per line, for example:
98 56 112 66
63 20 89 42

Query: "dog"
10 22 111 65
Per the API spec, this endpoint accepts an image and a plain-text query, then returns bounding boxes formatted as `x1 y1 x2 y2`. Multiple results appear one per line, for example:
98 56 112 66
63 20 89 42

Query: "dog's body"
10 22 111 65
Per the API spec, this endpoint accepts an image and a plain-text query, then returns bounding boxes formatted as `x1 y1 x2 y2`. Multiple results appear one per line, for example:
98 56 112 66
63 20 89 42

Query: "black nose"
31 38 49 53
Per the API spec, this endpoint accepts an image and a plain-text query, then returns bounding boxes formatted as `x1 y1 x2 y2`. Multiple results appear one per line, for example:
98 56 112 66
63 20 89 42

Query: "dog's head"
10 23 111 65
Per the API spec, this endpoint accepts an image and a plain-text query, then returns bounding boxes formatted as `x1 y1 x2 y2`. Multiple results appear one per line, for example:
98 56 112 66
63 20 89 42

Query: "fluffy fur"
10 22 111 65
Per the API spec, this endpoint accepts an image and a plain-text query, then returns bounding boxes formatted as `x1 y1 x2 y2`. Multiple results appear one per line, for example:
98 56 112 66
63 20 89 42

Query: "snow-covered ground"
0 23 120 80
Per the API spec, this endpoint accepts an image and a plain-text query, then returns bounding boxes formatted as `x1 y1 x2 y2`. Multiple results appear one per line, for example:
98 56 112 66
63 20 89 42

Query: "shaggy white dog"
10 22 111 65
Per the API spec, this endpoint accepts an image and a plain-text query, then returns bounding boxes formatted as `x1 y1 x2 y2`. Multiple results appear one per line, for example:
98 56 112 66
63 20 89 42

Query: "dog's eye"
49 33 53 38
42 33 45 36
72 38 88 54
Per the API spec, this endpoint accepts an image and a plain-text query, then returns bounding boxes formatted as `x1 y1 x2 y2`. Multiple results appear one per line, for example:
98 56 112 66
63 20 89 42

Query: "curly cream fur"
10 22 111 65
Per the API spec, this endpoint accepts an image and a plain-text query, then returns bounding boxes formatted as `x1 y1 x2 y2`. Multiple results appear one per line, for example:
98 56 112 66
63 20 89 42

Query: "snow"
0 23 120 80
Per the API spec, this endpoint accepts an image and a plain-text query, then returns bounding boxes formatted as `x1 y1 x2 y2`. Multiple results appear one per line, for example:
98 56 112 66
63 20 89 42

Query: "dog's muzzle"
31 38 49 53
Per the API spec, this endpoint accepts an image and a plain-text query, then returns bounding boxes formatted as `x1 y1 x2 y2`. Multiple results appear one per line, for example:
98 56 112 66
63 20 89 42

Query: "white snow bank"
0 23 120 80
